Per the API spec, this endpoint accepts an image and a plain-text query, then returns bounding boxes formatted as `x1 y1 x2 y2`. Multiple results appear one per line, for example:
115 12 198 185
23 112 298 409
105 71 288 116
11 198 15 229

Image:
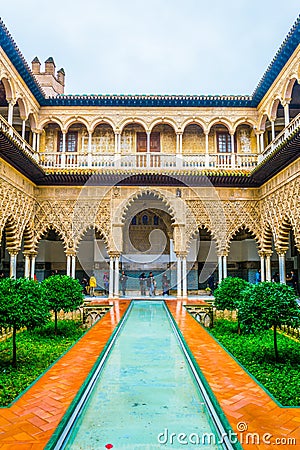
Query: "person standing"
139 272 146 296
207 273 215 293
255 269 261 284
147 272 155 296
120 271 128 296
290 270 298 294
162 273 170 296
89 273 97 297
81 277 88 295
103 272 109 296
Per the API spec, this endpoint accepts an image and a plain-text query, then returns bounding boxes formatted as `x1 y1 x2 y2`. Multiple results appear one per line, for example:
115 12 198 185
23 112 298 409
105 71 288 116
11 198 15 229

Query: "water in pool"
62 301 224 449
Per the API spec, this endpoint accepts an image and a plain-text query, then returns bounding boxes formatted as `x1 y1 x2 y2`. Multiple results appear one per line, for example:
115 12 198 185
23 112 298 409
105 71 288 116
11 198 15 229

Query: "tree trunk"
55 311 58 335
274 324 279 362
12 325 17 367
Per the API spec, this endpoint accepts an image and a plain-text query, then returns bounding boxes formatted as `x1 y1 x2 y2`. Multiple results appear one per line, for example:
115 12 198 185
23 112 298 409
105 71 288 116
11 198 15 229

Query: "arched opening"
0 218 19 278
0 80 9 122
77 227 109 294
228 227 259 282
40 122 62 167
277 218 299 291
92 123 115 154
289 80 300 121
210 123 233 167
151 123 175 154
182 123 205 154
270 99 285 138
235 123 257 167
121 192 175 294
195 227 217 292
36 228 65 281
11 98 27 136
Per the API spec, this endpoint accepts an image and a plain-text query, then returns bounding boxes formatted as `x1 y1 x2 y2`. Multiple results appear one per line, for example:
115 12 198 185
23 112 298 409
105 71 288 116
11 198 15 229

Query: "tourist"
207 273 215 293
89 273 97 297
103 272 109 296
255 269 261 284
120 271 128 296
81 277 88 295
289 270 298 294
162 274 170 296
147 272 155 296
272 272 280 283
139 272 146 296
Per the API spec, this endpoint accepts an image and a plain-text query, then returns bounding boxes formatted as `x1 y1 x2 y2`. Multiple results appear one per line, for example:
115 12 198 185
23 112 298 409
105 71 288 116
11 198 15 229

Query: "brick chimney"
31 56 65 96
57 68 65 87
44 57 56 76
31 56 41 74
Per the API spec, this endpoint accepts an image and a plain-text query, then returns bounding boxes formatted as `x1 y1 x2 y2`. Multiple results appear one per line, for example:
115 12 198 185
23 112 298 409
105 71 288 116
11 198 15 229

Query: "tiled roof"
252 14 300 105
0 19 45 102
0 15 300 108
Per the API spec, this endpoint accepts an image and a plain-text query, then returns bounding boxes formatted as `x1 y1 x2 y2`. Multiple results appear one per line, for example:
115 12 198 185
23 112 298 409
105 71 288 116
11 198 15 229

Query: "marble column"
177 254 182 298
222 254 227 279
114 255 120 297
24 254 31 278
71 255 76 279
7 101 14 126
30 254 36 280
9 251 18 278
278 253 286 284
109 256 114 298
265 253 272 282
182 255 187 298
284 101 290 127
259 253 265 282
66 254 71 277
218 255 223 283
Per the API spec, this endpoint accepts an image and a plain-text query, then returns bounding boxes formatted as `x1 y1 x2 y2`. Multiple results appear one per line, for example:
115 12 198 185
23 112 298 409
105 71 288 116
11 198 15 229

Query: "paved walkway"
0 300 130 449
0 298 299 449
167 300 300 450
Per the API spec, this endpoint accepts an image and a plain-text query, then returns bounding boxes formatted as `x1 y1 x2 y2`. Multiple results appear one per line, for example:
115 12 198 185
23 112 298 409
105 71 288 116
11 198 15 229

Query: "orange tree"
239 282 300 362
41 275 84 334
214 277 250 333
0 277 50 366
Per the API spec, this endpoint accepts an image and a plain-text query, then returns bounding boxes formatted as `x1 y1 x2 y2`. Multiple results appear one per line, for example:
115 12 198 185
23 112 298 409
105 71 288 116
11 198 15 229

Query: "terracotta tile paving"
167 300 300 449
1 298 299 449
0 300 130 449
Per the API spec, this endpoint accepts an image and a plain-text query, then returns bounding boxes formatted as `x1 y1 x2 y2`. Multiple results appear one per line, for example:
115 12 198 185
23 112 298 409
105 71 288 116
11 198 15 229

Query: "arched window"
142 215 148 225
131 216 137 225
154 215 159 225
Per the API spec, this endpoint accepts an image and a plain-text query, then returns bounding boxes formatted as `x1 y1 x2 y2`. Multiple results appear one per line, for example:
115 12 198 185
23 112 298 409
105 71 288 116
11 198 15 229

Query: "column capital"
23 250 37 257
8 248 20 256
275 247 288 256
217 250 228 257
258 250 266 258
65 249 76 257
108 251 121 258
7 98 16 106
282 98 291 107
175 251 187 258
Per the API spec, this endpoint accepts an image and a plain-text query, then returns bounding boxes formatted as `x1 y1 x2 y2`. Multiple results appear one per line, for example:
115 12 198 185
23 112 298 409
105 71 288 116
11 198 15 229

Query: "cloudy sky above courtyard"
1 0 299 96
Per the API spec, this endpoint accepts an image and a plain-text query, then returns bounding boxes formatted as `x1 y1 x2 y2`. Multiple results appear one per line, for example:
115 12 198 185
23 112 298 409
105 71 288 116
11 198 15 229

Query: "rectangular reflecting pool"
57 301 232 449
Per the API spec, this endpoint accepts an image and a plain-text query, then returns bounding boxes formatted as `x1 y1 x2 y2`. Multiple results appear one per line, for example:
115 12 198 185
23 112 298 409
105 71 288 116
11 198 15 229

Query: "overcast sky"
1 1 299 95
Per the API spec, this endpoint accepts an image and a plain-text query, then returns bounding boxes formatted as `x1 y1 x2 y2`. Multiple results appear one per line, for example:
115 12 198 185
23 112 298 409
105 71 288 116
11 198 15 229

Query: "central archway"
121 192 176 294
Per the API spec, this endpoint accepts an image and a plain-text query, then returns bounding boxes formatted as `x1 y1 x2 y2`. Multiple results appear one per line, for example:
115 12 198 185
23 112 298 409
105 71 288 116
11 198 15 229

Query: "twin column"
217 253 228 284
109 254 120 298
176 253 187 298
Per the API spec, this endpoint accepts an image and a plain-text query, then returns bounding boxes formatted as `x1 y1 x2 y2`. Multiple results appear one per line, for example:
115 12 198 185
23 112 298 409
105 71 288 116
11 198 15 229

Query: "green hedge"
0 321 84 406
209 320 300 406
